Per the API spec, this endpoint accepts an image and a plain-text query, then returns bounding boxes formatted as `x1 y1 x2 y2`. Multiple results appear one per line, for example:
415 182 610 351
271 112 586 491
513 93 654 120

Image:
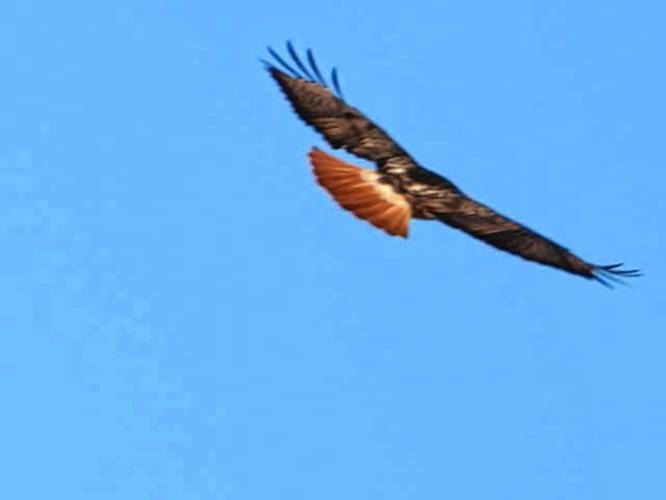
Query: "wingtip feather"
591 263 642 288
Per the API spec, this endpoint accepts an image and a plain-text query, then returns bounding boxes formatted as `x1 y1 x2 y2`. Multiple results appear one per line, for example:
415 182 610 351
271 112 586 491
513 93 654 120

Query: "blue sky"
2 1 664 498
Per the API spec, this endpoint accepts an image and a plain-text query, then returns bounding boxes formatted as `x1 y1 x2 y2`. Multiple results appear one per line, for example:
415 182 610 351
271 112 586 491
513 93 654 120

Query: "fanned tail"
308 148 412 238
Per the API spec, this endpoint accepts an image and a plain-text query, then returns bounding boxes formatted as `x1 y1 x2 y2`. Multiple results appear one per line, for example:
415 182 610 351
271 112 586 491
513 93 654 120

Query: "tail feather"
308 147 412 238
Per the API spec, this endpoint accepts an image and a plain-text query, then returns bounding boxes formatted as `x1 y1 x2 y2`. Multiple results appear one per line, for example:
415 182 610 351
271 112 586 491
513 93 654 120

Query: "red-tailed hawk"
264 42 640 287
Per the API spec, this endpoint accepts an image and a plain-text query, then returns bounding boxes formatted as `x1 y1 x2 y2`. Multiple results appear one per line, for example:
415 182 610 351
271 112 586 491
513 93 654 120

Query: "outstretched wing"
263 41 418 173
426 185 641 286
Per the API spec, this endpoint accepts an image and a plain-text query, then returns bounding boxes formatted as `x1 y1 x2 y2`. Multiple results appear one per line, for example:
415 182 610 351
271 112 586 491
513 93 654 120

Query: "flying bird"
263 42 640 286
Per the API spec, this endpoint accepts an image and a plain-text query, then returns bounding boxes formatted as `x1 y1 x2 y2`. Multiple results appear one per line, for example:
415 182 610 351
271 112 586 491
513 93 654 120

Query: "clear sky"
2 1 664 498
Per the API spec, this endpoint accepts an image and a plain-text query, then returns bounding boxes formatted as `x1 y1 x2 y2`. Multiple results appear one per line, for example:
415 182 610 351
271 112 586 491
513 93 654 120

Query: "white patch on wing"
404 183 429 193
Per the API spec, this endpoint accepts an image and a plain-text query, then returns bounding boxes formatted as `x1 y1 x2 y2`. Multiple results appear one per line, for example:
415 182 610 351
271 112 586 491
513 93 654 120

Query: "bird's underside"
264 41 641 287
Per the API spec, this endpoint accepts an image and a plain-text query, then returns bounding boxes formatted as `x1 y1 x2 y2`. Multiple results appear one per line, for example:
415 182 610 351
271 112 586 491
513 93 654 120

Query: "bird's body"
264 42 640 286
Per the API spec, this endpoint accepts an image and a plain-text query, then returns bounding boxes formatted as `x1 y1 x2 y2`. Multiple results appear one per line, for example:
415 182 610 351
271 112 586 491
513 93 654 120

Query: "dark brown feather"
434 200 595 277
265 43 417 174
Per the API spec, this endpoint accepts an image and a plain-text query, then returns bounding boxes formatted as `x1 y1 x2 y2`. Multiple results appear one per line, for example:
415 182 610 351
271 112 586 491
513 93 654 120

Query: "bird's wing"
309 147 411 238
427 187 641 285
263 42 418 174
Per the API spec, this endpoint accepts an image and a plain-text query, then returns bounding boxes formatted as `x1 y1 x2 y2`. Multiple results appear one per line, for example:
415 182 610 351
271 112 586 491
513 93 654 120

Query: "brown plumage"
264 41 641 286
